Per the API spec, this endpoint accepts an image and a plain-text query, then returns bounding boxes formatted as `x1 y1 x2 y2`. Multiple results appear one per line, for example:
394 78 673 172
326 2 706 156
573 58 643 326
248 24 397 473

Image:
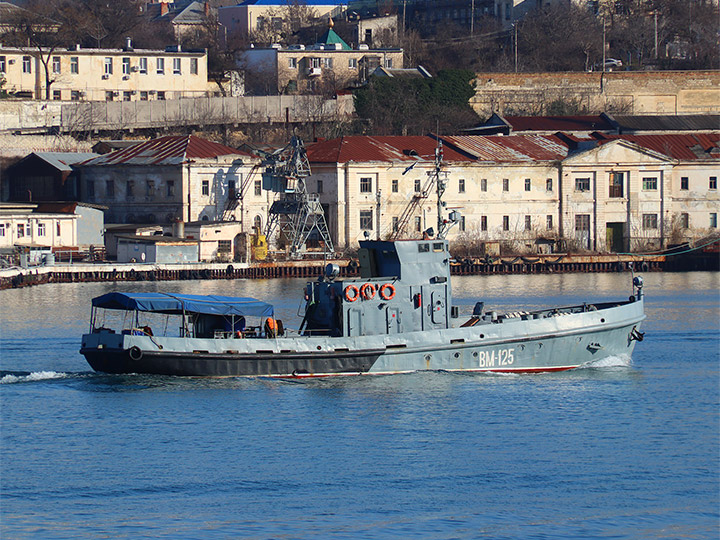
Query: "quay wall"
0 254 689 291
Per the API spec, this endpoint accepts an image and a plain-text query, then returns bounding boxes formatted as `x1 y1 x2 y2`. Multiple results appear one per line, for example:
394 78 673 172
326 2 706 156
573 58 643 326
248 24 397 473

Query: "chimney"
160 2 168 16
124 37 133 51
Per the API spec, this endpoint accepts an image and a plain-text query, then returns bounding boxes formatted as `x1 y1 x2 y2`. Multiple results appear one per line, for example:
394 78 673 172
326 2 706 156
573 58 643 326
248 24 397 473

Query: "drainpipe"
344 162 350 249
186 163 192 221
557 162 564 241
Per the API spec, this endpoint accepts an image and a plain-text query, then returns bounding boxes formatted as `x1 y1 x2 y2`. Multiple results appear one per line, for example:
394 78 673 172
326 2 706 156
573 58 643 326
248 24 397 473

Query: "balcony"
307 67 322 77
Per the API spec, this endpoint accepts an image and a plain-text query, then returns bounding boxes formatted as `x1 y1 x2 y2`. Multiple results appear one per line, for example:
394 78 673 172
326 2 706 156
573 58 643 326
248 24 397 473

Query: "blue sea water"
1 272 718 539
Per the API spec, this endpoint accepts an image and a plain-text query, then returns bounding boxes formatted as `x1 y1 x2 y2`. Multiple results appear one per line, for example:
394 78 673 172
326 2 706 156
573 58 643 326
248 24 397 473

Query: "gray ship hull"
81 299 644 377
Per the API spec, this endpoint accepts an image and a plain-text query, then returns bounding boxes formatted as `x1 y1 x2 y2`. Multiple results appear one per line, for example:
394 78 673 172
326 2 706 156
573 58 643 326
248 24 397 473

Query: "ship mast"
433 139 461 240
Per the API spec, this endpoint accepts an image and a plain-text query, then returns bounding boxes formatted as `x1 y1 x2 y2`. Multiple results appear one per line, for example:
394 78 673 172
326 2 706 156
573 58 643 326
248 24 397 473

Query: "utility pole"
654 10 658 60
514 23 518 73
602 17 606 72
470 0 475 36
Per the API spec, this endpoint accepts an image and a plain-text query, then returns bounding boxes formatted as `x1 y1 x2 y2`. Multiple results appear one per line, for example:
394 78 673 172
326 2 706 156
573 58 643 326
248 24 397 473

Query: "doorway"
606 222 625 252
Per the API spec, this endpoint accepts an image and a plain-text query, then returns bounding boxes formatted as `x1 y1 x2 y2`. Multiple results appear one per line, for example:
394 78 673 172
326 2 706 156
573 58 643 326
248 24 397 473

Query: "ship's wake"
0 371 71 384
579 354 633 369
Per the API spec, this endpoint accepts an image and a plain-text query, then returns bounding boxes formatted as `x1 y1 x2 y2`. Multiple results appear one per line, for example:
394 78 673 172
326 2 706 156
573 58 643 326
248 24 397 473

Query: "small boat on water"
80 237 646 377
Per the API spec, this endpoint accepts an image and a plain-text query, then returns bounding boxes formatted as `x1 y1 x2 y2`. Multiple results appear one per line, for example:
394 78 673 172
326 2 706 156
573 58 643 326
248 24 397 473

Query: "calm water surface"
1 272 718 539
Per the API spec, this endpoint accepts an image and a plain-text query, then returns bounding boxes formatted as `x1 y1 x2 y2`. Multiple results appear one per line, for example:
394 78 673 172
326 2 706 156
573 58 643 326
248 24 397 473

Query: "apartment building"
0 42 208 101
241 20 402 94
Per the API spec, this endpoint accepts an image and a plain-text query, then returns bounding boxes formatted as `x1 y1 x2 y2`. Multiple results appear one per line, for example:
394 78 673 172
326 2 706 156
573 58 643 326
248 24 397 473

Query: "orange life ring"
379 283 396 300
360 283 377 300
344 285 360 302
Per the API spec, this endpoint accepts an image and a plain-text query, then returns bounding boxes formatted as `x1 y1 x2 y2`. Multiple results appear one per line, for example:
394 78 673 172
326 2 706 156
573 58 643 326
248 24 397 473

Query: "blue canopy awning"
92 292 274 318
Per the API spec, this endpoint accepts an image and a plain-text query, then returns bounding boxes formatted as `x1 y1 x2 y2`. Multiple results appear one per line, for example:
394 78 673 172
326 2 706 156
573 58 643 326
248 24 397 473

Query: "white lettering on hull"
478 348 514 368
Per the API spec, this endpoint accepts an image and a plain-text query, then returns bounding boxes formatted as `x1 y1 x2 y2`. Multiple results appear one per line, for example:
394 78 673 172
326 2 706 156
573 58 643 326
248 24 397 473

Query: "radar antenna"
434 140 461 239
263 136 334 259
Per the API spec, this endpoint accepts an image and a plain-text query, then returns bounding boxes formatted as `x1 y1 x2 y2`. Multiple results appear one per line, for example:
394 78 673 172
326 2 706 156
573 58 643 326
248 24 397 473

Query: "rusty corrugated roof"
306 136 475 164
78 135 252 167
597 133 720 161
442 134 569 162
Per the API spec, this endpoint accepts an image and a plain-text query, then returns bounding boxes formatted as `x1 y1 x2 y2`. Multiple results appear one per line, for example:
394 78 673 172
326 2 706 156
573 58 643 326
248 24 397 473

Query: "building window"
576 177 591 192
17 223 25 238
52 56 61 74
360 210 373 230
288 57 297 68
22 56 31 73
127 180 134 198
414 179 421 193
0 56 5 73
254 179 261 196
679 213 689 229
0 223 4 236
173 58 181 74
524 178 531 191
106 180 114 197
391 179 398 193
710 213 718 228
547 215 553 229
139 57 147 74
122 57 130 75
480 215 487 231
360 177 372 193
105 91 114 101
123 91 132 101
157 58 165 74
104 57 113 75
56 222 61 236
86 180 95 198
384 58 393 68
167 180 175 197
525 215 531 230
481 178 487 192
70 57 79 74
317 179 323 193
642 214 658 229
459 216 466 232
37 222 46 236
190 58 198 75
710 176 718 190
414 216 422 232
502 178 509 192
575 214 590 232
323 57 333 68
146 180 155 197
52 90 61 100
502 216 510 231
459 178 465 193
642 176 658 190
680 177 689 190
71 90 80 101
348 58 357 69
311 57 321 69
546 178 553 191
140 91 148 101
217 240 232 254
392 216 399 231
202 180 210 196
609 172 623 197
157 91 165 100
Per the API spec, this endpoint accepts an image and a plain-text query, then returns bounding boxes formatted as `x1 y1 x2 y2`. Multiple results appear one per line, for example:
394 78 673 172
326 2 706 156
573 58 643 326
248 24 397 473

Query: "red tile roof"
79 135 253 167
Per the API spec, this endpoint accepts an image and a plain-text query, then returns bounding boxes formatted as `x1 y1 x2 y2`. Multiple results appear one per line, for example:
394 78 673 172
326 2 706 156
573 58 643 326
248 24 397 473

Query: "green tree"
354 69 478 135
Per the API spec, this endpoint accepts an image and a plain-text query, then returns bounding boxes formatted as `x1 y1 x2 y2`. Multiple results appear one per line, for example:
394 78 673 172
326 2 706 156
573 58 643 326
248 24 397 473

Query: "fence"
0 94 355 134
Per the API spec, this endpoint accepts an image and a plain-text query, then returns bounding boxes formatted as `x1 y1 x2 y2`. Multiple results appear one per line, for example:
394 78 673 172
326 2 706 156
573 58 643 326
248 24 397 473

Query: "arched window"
201 215 209 221
253 215 262 232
